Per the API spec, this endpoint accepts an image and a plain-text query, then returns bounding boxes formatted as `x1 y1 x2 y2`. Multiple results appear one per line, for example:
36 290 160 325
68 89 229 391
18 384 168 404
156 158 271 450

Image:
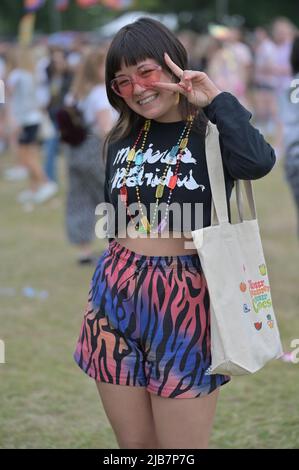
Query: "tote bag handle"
206 123 257 226
235 180 257 221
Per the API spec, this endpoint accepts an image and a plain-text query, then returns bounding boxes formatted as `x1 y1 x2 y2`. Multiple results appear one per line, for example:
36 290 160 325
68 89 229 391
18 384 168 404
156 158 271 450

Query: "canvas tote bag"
191 123 283 375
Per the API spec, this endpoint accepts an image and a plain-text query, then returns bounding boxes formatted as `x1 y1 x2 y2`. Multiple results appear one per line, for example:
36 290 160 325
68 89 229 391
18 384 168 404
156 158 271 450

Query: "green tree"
0 0 118 36
0 0 298 37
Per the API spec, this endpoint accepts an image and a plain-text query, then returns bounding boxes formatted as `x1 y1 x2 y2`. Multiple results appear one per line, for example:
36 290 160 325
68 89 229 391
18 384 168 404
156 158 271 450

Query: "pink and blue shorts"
73 239 230 398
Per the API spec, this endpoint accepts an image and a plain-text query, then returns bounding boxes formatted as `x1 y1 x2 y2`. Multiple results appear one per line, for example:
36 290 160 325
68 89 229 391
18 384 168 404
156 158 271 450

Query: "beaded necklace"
120 114 195 234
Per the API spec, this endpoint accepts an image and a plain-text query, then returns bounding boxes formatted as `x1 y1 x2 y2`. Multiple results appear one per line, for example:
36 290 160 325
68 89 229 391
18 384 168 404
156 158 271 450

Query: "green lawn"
0 153 298 449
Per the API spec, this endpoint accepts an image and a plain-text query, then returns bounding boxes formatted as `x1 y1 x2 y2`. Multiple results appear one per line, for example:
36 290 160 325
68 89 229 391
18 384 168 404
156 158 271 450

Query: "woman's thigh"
150 388 220 449
96 382 159 449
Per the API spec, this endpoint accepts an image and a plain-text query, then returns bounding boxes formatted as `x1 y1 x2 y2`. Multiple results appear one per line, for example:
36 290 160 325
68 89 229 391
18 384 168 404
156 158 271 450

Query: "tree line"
0 0 298 37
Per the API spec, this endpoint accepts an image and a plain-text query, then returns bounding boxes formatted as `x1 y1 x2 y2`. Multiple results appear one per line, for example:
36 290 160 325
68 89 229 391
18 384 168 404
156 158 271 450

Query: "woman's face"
114 57 182 122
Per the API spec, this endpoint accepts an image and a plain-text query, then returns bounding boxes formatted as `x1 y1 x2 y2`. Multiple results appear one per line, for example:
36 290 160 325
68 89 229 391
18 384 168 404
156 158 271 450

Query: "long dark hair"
103 17 208 161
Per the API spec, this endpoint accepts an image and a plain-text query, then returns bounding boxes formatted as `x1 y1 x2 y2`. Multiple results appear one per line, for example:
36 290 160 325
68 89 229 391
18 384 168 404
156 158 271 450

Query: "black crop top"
103 92 276 242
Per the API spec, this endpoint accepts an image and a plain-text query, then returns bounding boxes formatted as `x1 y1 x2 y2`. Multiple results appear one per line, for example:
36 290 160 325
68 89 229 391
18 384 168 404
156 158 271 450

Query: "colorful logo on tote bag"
248 279 272 313
254 321 262 330
240 263 274 332
239 282 247 292
243 303 251 313
239 263 273 316
259 264 267 276
267 314 274 328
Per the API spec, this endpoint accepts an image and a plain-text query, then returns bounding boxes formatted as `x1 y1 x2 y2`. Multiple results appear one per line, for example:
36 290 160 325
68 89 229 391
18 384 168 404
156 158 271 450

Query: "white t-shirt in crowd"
64 84 118 135
7 68 42 126
79 84 118 128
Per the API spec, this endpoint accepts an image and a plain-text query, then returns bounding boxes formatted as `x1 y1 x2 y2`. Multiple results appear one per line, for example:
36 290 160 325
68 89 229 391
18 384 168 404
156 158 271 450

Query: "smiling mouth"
137 94 159 105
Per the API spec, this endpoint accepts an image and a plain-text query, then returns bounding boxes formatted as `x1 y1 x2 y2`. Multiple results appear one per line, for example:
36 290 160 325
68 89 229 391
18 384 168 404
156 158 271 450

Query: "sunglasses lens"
112 79 132 97
138 66 162 87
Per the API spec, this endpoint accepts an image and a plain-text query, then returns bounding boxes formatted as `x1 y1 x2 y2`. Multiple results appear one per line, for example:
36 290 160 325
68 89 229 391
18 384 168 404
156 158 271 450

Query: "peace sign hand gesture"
152 52 222 108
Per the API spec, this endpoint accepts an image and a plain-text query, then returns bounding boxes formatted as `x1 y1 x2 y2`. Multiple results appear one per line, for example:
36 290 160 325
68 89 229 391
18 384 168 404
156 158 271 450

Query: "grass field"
0 152 298 449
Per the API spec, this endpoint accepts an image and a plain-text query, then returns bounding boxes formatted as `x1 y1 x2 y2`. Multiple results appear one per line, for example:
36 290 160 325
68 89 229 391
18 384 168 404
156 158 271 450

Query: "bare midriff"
115 231 198 256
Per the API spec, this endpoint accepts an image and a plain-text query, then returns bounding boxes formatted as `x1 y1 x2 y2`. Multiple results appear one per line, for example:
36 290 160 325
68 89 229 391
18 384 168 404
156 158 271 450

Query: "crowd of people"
0 36 118 263
0 15 298 265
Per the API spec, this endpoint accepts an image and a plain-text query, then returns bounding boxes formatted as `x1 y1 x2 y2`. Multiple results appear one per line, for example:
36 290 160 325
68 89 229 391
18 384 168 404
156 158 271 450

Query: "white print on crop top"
110 143 206 193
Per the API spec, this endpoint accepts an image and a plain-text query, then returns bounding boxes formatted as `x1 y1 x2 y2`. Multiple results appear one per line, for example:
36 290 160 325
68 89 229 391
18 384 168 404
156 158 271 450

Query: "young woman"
73 18 276 449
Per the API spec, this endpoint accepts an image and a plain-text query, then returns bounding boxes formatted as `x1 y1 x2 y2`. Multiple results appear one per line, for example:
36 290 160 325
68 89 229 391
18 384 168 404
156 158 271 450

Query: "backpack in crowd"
56 105 88 146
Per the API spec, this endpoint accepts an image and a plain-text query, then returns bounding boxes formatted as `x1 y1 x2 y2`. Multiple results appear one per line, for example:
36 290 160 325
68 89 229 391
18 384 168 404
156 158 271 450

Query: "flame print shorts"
73 239 231 398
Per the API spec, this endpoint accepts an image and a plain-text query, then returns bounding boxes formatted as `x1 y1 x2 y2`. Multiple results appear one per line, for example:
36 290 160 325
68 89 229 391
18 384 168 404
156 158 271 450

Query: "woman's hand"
152 52 222 108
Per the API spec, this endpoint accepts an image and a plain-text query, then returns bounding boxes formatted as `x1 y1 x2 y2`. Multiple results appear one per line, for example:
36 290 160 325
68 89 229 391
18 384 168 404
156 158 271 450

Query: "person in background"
1 43 29 181
34 45 56 163
191 34 219 73
64 48 117 264
177 30 203 70
207 25 253 108
251 27 277 137
276 31 299 364
6 46 58 204
227 26 253 108
270 17 297 159
44 48 72 183
271 17 296 94
281 35 299 239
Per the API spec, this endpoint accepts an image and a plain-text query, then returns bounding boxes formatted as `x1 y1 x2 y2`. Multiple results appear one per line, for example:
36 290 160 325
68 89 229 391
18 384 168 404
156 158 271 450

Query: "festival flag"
18 13 36 46
24 0 45 12
55 0 69 11
100 0 133 10
76 0 99 7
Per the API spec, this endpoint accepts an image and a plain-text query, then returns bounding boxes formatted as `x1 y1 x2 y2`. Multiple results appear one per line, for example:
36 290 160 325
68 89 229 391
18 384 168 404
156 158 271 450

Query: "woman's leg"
19 143 47 189
96 382 160 449
150 388 220 449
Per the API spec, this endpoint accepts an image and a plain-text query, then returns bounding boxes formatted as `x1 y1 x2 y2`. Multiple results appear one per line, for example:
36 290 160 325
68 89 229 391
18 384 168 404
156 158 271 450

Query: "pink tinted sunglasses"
111 63 162 98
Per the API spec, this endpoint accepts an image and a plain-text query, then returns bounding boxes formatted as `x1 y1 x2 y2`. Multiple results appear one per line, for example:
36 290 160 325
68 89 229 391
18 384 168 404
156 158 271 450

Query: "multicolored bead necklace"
120 115 195 234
